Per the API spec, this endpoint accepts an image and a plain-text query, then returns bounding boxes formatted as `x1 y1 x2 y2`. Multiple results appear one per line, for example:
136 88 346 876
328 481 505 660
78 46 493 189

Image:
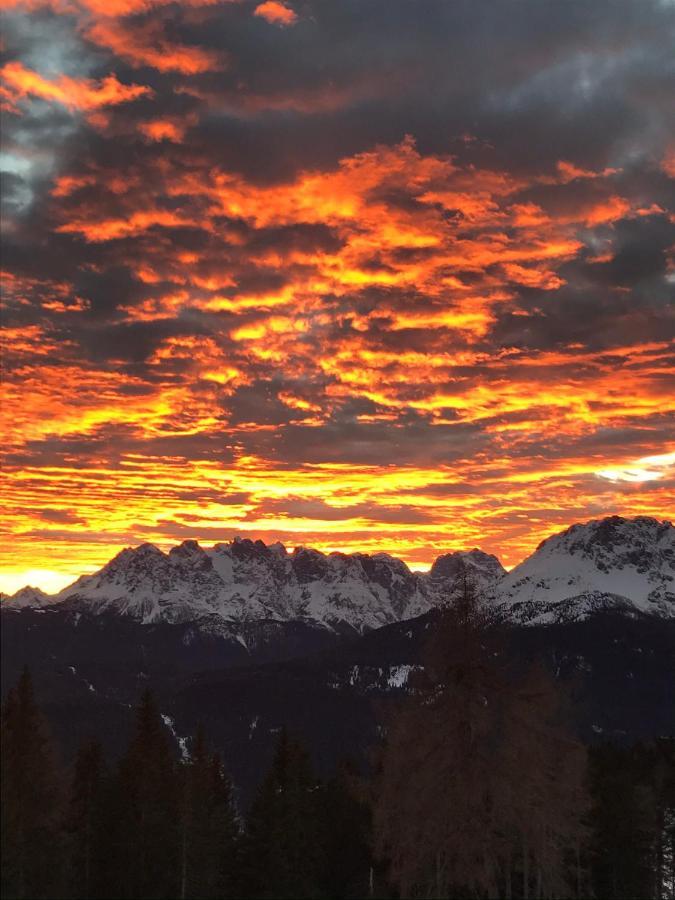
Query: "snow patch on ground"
67 664 97 694
387 664 417 688
161 714 190 761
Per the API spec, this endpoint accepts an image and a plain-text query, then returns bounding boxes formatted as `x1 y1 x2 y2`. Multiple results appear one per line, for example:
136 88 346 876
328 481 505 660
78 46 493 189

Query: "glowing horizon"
1 0 674 593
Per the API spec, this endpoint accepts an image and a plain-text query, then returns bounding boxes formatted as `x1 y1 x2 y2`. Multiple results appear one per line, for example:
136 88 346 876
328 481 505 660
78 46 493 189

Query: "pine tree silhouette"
1 668 65 900
117 690 181 900
179 724 239 899
67 739 107 899
241 728 323 898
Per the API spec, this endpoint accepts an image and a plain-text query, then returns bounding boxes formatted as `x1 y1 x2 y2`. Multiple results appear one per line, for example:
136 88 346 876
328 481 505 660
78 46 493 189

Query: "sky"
1 0 674 594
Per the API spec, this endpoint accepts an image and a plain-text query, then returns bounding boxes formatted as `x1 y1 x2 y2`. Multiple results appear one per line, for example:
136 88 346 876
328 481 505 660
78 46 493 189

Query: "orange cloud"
0 60 151 113
138 118 189 142
3 124 670 589
85 18 223 74
581 195 632 227
56 208 197 241
555 160 620 184
0 0 222 13
254 1 298 26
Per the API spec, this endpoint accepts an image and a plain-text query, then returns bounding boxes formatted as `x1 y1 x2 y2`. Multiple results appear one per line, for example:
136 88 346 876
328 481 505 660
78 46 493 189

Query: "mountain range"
2 515 673 803
3 515 673 629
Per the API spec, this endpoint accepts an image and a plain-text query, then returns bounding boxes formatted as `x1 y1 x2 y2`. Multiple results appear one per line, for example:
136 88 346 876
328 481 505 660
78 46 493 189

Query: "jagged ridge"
25 540 500 633
3 516 673 628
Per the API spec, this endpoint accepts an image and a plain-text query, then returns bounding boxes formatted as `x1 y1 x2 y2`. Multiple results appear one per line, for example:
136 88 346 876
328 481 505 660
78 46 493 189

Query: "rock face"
3 539 504 633
3 516 673 629
54 538 505 632
53 539 432 633
430 549 506 589
490 516 674 624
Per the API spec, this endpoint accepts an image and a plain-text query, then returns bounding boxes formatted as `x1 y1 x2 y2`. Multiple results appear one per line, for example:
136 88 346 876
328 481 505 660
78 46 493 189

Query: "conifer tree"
316 761 374 899
498 661 589 898
179 725 239 899
241 728 324 899
67 739 107 900
117 690 181 900
649 739 675 900
1 668 65 900
589 740 675 899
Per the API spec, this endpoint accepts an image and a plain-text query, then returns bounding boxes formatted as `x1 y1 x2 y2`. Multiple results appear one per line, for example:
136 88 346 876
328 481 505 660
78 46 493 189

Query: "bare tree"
374 574 589 899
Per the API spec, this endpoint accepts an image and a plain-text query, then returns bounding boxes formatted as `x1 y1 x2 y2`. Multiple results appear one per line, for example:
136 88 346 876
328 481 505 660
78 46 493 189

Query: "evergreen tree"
589 744 652 898
241 728 324 899
1 668 65 900
649 739 675 900
66 739 107 900
498 661 589 899
316 761 375 899
179 725 239 899
589 740 675 899
117 690 181 900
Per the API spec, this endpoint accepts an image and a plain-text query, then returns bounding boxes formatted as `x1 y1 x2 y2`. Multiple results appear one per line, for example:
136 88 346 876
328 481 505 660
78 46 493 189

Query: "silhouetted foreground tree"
375 577 590 898
2 655 672 899
317 761 375 899
239 728 323 898
180 725 238 899
66 739 107 899
1 667 64 899
117 690 182 898
237 731 376 900
589 739 675 899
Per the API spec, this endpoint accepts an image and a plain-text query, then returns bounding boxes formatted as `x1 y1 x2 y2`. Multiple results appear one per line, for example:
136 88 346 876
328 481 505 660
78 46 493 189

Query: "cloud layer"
1 0 674 591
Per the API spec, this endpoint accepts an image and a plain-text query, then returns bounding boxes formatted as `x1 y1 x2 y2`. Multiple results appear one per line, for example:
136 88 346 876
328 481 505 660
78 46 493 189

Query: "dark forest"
3 586 673 900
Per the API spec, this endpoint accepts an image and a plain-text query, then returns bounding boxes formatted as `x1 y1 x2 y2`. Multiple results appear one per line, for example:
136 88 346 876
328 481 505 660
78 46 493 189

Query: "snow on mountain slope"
4 516 671 629
49 537 507 632
0 586 55 609
429 549 506 588
52 539 434 632
491 516 674 624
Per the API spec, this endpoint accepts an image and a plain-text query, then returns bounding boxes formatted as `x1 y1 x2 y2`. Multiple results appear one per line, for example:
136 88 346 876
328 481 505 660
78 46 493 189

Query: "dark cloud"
1 0 674 583
34 509 86 524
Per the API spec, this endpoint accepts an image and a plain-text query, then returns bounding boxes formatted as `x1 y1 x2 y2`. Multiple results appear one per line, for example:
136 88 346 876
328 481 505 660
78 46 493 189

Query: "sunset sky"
1 0 674 594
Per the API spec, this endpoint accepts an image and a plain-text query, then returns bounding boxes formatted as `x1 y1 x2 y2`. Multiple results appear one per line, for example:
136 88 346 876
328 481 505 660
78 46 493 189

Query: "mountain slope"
3 604 672 806
55 539 432 633
3 516 673 629
4 540 503 633
0 586 55 609
491 516 674 623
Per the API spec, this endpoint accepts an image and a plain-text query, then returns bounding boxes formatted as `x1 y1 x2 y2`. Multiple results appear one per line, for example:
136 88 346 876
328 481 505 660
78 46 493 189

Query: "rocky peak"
104 543 165 574
429 548 506 585
231 536 274 561
493 516 674 622
1 585 54 609
18 517 673 631
291 546 329 582
170 539 204 556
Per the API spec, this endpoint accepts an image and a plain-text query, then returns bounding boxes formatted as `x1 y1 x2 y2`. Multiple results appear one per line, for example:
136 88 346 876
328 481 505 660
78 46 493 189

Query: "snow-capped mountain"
429 548 506 587
0 586 55 609
52 539 435 633
490 516 674 624
3 516 672 629
49 539 503 632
